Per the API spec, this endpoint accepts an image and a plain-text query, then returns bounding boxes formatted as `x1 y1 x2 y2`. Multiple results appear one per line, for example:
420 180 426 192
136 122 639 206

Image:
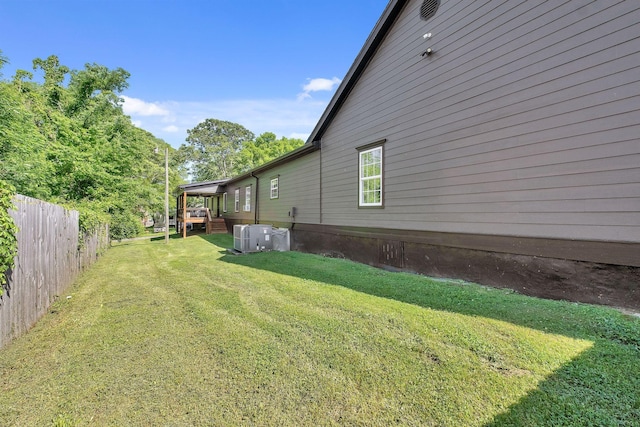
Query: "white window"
270 177 279 199
234 189 240 212
359 146 383 207
222 192 227 213
244 186 251 211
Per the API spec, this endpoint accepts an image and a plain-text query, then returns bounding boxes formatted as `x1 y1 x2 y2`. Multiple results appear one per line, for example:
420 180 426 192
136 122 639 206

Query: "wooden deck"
177 208 227 236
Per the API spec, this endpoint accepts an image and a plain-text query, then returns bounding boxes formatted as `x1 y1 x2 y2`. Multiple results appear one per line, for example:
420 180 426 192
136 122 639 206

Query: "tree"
0 68 52 199
0 179 18 294
236 132 305 173
181 119 255 181
0 50 8 76
0 53 185 239
32 55 69 109
66 63 130 121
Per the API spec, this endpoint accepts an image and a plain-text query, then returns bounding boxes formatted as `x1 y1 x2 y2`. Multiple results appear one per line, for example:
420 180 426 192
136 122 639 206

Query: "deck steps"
206 218 227 234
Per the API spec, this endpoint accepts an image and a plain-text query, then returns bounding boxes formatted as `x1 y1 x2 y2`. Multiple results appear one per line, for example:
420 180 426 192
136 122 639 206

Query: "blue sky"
0 0 389 147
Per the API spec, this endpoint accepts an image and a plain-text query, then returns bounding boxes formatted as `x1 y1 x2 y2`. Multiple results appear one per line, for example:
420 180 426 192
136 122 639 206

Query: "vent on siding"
420 0 440 21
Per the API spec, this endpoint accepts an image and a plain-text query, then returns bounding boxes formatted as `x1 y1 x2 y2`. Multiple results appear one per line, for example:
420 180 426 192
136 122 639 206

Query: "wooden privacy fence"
0 195 109 348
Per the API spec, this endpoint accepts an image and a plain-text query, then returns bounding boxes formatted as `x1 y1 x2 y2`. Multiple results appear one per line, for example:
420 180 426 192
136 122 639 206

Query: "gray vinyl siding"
320 0 640 243
222 151 321 227
223 177 255 224
257 151 321 226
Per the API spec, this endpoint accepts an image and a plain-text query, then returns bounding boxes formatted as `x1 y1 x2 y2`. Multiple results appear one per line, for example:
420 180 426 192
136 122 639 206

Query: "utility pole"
165 147 169 244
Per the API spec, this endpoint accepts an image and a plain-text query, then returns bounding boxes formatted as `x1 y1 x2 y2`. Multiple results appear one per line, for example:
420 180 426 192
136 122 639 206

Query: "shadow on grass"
150 230 210 241
149 234 182 242
198 234 640 425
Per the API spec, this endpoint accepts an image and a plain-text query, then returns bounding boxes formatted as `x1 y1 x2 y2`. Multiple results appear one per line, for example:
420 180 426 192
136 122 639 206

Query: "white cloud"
175 99 325 142
162 125 179 133
123 98 328 148
121 95 171 117
123 77 339 148
297 77 342 101
303 77 342 92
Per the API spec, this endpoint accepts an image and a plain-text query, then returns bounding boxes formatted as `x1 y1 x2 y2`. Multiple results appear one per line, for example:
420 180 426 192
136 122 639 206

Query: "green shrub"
109 211 144 240
0 180 18 293
74 205 108 236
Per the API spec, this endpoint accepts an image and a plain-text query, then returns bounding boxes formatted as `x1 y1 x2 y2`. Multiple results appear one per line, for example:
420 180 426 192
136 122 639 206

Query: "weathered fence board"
0 195 109 348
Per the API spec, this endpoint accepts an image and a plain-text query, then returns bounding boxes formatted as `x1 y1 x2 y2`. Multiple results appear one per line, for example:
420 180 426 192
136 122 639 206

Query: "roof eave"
224 142 319 185
178 179 230 189
211 1 405 187
307 0 409 146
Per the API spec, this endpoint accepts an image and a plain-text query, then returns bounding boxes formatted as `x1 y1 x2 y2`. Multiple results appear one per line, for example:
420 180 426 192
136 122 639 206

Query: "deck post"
182 191 187 238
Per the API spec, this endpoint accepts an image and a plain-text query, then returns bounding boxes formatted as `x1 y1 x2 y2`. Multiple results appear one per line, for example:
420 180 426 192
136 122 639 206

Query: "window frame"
222 192 227 213
270 177 279 199
243 185 251 212
234 188 240 212
357 141 385 208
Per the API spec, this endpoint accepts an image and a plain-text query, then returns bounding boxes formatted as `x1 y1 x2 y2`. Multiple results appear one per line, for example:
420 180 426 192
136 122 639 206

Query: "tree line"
177 119 304 182
0 52 304 240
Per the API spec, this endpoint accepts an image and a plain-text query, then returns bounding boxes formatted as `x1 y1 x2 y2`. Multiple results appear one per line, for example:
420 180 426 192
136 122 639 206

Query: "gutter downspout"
251 172 259 224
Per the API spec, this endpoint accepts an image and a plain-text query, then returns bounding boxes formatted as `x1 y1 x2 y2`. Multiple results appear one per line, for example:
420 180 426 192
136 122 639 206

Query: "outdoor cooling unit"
233 224 273 253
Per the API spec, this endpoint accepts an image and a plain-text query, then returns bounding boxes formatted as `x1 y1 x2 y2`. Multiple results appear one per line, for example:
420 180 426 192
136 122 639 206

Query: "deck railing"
177 207 209 219
176 207 226 235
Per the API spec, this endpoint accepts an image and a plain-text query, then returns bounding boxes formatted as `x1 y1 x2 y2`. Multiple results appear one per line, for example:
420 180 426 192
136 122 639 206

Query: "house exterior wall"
222 151 321 229
319 0 640 244
289 0 640 309
213 0 640 309
222 176 256 227
256 151 321 227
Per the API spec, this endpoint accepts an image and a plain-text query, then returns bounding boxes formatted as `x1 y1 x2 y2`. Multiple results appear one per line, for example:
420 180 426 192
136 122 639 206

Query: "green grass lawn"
1 234 638 426
137 226 176 239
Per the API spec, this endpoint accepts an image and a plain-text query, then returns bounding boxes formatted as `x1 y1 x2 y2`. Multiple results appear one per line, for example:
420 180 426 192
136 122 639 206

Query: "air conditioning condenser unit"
233 224 273 253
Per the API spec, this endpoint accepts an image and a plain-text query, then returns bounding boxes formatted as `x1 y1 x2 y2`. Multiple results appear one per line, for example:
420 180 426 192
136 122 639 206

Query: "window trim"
222 192 227 213
270 176 279 199
243 185 251 212
357 143 384 208
234 188 240 212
